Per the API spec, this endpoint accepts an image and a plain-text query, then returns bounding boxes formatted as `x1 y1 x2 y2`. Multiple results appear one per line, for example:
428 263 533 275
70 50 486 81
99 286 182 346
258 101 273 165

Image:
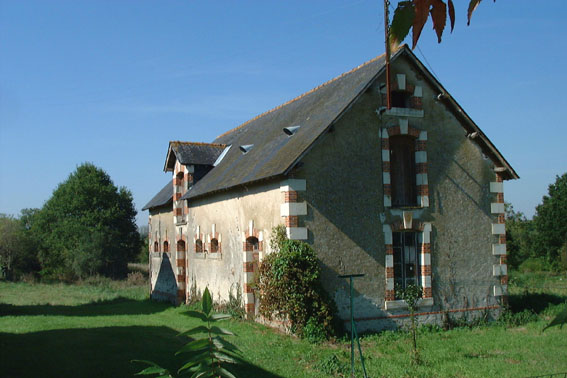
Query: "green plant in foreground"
543 303 567 332
396 283 422 364
133 287 242 378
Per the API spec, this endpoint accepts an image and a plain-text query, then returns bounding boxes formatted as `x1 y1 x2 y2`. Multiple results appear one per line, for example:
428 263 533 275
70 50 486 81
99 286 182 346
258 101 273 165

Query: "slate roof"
164 142 226 171
142 182 173 211
170 45 515 202
180 51 394 200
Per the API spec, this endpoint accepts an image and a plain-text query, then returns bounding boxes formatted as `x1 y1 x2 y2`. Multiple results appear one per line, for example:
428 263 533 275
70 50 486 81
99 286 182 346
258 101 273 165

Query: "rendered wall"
148 206 177 302
293 55 503 331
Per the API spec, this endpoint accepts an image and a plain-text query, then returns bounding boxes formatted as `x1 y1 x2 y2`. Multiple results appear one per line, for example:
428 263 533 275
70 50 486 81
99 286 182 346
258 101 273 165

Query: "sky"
1 0 566 227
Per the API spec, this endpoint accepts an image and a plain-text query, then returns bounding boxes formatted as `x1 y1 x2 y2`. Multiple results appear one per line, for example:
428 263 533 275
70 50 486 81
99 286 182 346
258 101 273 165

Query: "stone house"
143 45 518 331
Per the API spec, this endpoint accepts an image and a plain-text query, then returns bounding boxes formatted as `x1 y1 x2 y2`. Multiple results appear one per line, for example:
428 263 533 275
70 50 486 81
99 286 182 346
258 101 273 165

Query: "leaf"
212 351 238 364
430 0 447 43
390 1 415 46
131 360 172 377
218 366 239 378
210 326 235 336
412 0 430 49
211 313 232 321
447 0 455 31
467 0 482 25
177 351 211 373
183 310 208 322
202 287 212 315
178 325 210 337
176 338 210 354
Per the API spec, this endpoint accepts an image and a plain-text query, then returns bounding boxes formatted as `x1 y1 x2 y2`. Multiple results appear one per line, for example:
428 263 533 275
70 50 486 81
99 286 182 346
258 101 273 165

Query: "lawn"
1 272 566 378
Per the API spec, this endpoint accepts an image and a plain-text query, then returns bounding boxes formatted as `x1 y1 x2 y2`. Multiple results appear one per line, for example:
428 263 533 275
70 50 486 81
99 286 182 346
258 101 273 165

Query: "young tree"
0 212 40 280
532 173 567 270
34 163 140 279
505 203 535 269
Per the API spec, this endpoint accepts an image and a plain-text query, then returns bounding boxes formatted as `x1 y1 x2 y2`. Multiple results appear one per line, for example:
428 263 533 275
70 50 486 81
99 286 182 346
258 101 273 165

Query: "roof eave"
164 143 176 172
400 46 519 180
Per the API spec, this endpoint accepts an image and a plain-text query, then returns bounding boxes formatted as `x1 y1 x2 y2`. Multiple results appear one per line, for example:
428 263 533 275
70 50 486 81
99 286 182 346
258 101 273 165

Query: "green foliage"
533 173 567 271
258 230 337 340
218 283 245 320
543 303 567 332
138 225 149 264
389 0 490 49
33 163 140 280
134 287 242 378
315 354 349 376
0 212 40 280
505 203 536 269
396 283 423 364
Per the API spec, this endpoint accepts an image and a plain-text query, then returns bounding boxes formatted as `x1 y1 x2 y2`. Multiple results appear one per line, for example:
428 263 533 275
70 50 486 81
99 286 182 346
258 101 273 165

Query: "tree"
505 203 535 269
0 212 40 280
389 0 494 49
532 173 567 270
33 163 140 279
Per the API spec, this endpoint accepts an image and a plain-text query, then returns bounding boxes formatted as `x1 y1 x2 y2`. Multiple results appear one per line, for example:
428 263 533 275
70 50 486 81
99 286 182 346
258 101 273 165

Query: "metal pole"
384 0 392 110
350 276 355 377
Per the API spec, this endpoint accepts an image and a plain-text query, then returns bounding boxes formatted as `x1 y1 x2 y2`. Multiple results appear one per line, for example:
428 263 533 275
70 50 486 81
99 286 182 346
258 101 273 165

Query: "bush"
257 227 337 340
519 257 549 273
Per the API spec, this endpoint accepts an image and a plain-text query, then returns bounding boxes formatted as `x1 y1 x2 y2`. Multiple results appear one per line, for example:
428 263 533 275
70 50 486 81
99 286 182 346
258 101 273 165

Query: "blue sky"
1 0 566 226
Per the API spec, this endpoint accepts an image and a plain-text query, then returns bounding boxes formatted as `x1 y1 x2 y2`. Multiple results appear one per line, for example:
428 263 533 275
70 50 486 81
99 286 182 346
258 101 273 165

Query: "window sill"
207 252 222 260
384 107 424 118
385 297 434 310
194 252 206 260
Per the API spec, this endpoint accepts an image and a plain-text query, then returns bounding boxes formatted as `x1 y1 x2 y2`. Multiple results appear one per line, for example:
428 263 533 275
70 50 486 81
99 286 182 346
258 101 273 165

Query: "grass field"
1 271 566 378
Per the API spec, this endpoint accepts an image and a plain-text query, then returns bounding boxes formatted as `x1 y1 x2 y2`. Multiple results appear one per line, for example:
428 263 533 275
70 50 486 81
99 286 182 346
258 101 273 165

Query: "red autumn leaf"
447 0 455 32
430 0 447 43
412 0 430 49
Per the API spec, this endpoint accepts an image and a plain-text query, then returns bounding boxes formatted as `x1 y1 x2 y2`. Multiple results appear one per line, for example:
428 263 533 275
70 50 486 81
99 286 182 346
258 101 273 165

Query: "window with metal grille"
393 232 421 296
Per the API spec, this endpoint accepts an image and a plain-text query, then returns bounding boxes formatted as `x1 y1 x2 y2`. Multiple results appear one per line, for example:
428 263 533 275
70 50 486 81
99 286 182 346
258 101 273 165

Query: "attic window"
283 125 300 136
391 90 411 108
239 144 254 154
213 145 231 166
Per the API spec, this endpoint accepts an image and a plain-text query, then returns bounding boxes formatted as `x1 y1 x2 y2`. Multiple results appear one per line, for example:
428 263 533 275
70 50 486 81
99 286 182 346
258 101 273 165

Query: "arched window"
154 241 159 253
163 241 169 253
210 238 219 253
195 239 203 253
390 135 417 207
177 239 186 253
245 236 259 251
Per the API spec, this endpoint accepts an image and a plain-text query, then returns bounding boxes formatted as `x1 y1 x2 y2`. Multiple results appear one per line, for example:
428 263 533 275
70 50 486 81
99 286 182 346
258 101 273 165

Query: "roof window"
239 144 254 154
213 145 231 166
283 125 300 136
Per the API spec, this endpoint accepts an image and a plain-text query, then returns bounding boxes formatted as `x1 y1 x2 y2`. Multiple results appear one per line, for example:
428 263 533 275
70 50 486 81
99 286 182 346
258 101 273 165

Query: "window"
391 90 411 108
393 232 421 295
390 135 417 207
195 239 203 253
210 238 219 253
177 240 186 253
163 241 169 253
154 241 159 253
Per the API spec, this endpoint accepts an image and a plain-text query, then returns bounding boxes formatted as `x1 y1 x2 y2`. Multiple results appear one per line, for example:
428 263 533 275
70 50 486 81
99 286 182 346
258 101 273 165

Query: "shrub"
519 257 549 273
257 229 337 340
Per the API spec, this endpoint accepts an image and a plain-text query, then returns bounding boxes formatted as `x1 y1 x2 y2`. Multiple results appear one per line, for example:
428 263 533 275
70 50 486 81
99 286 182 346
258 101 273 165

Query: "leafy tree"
33 163 139 279
0 212 40 280
505 203 535 269
389 0 494 48
532 173 567 270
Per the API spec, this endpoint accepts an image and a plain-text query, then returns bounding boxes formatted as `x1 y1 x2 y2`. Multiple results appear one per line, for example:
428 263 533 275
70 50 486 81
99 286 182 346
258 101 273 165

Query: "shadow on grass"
509 292 567 314
0 326 283 378
0 297 171 317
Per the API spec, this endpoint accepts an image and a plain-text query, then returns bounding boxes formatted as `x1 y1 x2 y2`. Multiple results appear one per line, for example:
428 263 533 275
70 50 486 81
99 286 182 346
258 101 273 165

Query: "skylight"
213 145 231 166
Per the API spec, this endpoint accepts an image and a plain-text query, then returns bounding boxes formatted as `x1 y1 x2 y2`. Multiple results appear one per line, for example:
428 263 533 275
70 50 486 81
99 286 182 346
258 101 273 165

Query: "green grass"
1 271 566 378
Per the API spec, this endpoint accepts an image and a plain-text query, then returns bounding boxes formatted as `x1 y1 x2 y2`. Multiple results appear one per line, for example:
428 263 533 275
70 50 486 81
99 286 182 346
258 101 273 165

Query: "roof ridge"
170 141 226 148
215 52 387 140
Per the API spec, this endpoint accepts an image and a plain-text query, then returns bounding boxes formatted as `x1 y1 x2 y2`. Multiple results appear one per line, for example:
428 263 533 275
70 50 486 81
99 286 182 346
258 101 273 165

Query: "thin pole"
350 276 355 378
384 0 392 110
